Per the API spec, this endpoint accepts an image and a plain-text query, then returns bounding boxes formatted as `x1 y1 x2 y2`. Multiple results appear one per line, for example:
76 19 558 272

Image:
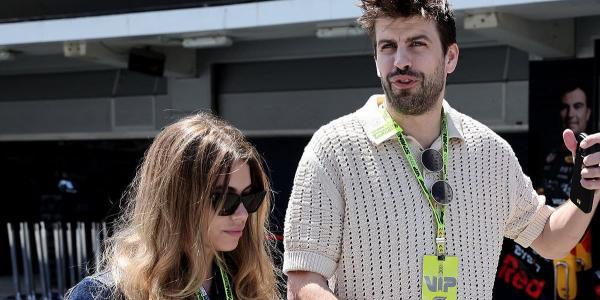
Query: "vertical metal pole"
102 222 107 241
91 223 101 273
101 222 108 251
101 222 108 272
40 222 51 299
25 223 36 300
58 223 66 300
80 222 88 277
65 223 76 286
102 222 108 239
75 222 88 279
25 223 36 299
20 222 35 300
53 223 65 298
75 223 81 281
34 224 48 300
19 223 30 300
7 223 22 300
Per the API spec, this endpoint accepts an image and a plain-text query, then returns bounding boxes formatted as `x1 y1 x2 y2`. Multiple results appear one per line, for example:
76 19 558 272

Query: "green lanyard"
386 108 450 259
196 265 234 300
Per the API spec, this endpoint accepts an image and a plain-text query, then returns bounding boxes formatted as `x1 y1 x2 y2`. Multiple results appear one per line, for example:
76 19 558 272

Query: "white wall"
576 15 600 58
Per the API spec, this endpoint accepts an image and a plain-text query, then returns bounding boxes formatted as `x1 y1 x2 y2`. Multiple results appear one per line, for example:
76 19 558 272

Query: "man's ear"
585 107 592 123
374 56 382 78
445 43 459 74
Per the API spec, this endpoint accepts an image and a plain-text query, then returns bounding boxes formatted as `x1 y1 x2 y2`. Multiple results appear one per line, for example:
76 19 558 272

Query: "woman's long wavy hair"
99 113 279 299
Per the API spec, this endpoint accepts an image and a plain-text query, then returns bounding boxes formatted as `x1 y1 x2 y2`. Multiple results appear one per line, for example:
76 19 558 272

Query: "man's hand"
531 129 600 259
564 129 600 191
287 271 337 300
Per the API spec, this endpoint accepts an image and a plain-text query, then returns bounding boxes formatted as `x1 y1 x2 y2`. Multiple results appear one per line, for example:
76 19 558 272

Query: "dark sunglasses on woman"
211 190 266 216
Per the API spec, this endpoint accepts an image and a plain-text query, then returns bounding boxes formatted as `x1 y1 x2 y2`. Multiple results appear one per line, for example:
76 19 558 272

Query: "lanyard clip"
435 225 446 259
436 237 446 260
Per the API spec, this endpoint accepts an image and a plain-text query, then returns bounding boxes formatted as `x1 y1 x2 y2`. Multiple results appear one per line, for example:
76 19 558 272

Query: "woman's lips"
224 230 243 237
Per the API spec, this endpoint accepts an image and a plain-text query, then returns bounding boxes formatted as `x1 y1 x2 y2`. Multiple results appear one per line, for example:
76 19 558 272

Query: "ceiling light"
63 41 87 57
182 36 233 49
316 26 364 39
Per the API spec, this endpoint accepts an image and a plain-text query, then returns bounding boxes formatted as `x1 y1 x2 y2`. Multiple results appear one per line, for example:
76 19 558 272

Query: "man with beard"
283 1 600 299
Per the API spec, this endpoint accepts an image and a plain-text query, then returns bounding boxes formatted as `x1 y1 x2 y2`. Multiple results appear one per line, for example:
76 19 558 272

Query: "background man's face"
560 87 590 134
374 16 457 116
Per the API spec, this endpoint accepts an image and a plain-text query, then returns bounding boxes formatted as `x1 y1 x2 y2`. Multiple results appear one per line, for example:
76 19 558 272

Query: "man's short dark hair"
559 78 591 106
357 0 457 55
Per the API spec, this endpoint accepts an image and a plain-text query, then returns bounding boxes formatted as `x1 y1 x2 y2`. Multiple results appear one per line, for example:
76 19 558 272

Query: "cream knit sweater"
283 95 554 299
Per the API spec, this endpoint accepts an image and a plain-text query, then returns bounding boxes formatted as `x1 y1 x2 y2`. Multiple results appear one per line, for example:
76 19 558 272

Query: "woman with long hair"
67 113 280 300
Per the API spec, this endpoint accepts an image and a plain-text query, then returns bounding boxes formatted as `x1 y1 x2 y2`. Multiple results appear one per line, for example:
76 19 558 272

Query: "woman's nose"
231 202 249 222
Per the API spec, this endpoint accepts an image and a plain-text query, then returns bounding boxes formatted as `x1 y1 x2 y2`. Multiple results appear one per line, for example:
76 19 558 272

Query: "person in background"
67 113 281 300
495 82 595 300
541 82 597 299
543 82 592 206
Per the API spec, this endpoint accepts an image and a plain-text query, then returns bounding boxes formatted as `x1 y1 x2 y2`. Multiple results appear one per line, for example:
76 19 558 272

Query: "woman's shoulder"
66 272 120 300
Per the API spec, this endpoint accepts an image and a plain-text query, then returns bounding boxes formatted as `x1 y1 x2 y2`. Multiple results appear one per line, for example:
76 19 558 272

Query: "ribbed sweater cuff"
283 250 337 279
514 204 555 248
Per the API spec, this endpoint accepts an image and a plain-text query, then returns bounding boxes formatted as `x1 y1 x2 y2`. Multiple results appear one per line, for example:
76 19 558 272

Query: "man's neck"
386 100 444 149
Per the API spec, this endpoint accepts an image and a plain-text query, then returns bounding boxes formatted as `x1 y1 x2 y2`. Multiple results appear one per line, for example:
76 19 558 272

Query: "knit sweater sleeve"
283 137 345 279
504 149 555 247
